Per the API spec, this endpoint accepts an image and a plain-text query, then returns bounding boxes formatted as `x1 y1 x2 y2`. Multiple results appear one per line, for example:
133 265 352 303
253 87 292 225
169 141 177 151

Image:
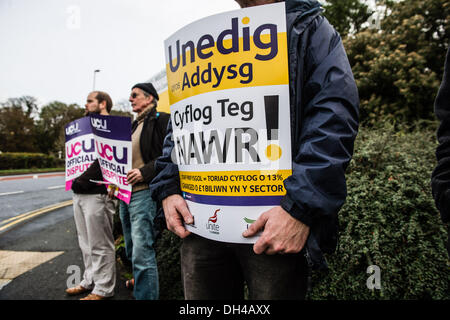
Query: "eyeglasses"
130 92 139 99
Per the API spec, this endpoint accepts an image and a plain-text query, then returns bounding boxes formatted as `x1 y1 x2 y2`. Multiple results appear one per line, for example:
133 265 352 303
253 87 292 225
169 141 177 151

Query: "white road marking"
0 251 64 290
0 280 11 291
0 191 24 197
47 185 65 190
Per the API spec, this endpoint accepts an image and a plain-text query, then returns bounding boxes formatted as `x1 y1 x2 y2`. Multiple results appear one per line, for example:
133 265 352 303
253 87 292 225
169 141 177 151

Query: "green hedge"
0 152 64 170
154 122 449 300
308 122 449 299
156 230 184 300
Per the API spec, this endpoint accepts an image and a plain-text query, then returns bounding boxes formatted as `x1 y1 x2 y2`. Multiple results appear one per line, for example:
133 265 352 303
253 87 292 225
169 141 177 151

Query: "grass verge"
0 168 64 176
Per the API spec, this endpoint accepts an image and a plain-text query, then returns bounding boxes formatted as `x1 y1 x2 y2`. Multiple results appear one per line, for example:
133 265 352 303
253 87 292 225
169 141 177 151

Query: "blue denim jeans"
119 189 159 300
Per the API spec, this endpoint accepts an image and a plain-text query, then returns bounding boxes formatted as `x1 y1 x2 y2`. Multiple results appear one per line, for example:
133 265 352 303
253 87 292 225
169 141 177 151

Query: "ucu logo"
91 118 110 132
66 139 95 158
96 141 128 164
66 123 81 135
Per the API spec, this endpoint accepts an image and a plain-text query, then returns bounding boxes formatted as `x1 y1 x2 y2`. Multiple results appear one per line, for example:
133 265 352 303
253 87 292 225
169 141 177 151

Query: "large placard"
164 3 291 243
90 114 132 204
65 116 96 191
65 115 132 203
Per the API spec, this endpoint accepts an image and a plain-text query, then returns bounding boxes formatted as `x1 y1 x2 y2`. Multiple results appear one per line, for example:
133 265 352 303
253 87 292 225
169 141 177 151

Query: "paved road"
0 205 133 300
0 172 133 300
0 172 71 223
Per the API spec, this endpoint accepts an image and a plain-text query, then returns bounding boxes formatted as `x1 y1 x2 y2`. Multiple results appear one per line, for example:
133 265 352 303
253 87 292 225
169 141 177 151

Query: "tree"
0 96 133 155
34 101 85 154
0 96 39 152
111 99 133 118
322 0 373 37
380 0 450 76
344 0 450 124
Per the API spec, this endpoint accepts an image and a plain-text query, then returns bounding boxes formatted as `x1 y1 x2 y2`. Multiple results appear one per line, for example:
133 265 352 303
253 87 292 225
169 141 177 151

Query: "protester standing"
66 91 118 300
115 83 169 300
150 0 359 299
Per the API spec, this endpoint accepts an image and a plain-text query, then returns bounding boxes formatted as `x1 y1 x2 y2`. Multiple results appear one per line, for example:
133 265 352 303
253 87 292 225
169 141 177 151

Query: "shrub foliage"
153 123 449 300
308 122 449 299
155 230 184 300
344 0 449 124
0 152 64 170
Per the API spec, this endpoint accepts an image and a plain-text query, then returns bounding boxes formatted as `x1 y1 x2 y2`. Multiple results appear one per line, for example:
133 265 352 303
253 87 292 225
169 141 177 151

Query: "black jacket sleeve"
280 16 359 228
139 111 170 184
71 159 107 194
149 119 182 202
431 47 450 224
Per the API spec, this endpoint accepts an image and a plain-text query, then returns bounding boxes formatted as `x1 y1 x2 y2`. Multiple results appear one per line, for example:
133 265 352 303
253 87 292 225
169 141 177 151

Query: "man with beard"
66 91 118 300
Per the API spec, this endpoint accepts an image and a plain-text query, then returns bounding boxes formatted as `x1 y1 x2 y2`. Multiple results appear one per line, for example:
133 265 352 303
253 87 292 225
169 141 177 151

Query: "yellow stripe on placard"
166 33 289 104
157 89 170 114
179 169 292 196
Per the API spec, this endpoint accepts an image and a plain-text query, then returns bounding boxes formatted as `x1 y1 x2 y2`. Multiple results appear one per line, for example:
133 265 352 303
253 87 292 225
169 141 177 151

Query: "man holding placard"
66 91 118 300
151 0 358 299
116 83 170 300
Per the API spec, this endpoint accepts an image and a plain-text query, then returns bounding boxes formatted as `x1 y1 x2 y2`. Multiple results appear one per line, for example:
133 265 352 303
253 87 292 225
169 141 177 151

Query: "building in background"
148 69 170 114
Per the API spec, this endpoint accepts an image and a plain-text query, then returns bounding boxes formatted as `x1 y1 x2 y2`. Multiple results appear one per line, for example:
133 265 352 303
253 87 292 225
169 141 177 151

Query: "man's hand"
162 194 193 238
242 206 310 255
127 169 144 185
107 184 117 199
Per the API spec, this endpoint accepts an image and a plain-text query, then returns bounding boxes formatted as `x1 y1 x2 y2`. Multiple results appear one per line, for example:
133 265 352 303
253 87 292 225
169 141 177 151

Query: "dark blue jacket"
431 47 450 225
150 0 359 270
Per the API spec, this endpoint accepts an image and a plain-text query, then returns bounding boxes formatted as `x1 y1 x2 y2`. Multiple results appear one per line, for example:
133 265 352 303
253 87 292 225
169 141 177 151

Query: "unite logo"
206 209 220 234
91 117 111 133
65 123 81 136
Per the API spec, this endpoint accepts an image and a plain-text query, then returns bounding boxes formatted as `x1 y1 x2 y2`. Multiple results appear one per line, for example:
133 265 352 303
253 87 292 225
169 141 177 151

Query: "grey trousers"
72 193 117 297
181 234 308 300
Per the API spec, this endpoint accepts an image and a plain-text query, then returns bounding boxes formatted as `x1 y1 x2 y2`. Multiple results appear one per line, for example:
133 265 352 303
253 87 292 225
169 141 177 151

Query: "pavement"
0 206 134 300
0 172 65 182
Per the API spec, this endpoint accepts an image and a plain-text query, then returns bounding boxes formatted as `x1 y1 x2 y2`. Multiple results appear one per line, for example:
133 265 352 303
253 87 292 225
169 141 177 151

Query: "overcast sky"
0 0 241 109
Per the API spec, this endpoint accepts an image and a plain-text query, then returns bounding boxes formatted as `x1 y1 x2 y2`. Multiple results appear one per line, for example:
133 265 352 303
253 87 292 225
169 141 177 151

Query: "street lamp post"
92 69 100 91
